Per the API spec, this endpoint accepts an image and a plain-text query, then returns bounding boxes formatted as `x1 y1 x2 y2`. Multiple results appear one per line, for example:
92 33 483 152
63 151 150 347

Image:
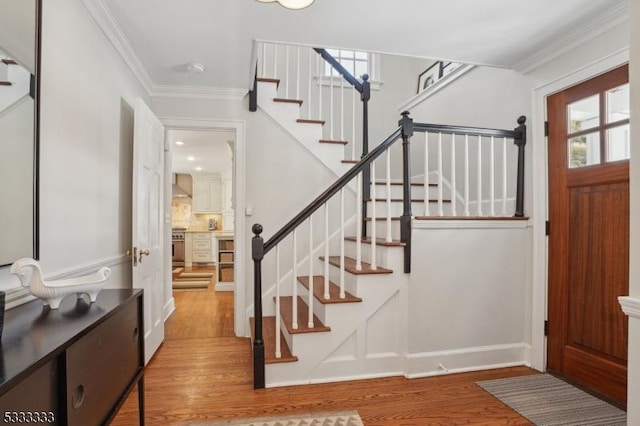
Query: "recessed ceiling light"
186 62 205 74
187 156 195 161
175 140 184 145
195 167 202 171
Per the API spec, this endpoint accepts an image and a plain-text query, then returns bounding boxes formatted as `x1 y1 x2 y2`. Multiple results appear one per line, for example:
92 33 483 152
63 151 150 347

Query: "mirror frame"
0 0 41 268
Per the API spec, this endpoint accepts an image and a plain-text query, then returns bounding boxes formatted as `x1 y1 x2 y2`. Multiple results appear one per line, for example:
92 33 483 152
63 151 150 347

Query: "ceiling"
167 129 234 175
91 0 626 92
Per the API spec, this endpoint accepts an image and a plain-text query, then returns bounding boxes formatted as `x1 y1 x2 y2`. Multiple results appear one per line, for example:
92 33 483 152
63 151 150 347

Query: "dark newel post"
513 116 527 217
399 111 413 273
361 74 371 238
249 67 258 112
252 224 265 389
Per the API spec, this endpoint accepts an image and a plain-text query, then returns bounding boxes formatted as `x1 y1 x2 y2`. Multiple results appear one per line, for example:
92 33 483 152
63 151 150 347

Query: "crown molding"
150 85 248 100
619 296 640 319
513 2 629 74
80 0 155 94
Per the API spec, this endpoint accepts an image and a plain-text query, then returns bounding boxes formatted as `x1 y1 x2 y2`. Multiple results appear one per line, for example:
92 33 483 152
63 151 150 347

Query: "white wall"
0 0 148 300
407 221 530 375
626 0 639 422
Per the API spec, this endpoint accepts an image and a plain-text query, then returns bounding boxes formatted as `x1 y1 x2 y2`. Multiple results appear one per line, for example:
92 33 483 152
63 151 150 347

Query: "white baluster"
307 49 313 119
351 86 356 161
356 172 363 271
275 245 281 358
340 188 345 298
330 68 334 140
261 42 266 78
324 202 330 299
502 137 508 216
438 132 444 217
477 135 483 216
424 132 430 216
370 160 377 270
296 46 300 101
318 55 323 121
464 134 470 217
340 80 345 144
308 217 314 328
490 136 495 217
292 229 298 329
451 133 457 216
386 150 392 242
273 44 277 80
285 45 289 99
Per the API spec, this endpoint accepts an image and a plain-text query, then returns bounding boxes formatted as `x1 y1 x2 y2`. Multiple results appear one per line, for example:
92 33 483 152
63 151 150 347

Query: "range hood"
172 173 191 198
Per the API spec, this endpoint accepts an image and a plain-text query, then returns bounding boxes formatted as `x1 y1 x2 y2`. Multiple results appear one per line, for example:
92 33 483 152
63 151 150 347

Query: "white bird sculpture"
11 258 111 309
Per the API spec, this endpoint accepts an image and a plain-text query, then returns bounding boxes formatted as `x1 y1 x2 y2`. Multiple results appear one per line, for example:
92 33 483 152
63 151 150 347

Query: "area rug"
477 374 626 425
188 411 363 426
172 280 210 289
179 272 214 278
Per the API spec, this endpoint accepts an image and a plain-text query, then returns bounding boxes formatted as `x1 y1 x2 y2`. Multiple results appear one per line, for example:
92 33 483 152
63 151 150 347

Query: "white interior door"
132 98 165 364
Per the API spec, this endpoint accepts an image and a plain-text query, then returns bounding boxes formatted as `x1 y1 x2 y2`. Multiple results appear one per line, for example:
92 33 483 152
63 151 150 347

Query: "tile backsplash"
172 197 221 231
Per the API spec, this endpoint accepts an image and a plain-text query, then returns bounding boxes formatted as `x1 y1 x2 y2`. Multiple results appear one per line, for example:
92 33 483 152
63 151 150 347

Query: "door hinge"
544 121 549 137
545 220 550 236
544 320 549 336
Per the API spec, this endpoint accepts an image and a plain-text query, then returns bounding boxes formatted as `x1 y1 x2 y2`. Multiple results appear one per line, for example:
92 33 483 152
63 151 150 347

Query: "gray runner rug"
477 374 626 425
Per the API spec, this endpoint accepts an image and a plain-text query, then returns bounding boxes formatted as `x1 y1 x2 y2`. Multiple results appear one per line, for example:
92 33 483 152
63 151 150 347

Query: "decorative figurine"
11 258 111 309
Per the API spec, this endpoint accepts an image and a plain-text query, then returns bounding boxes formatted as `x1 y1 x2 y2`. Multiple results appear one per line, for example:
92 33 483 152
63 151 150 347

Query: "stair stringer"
256 81 352 178
265 270 409 387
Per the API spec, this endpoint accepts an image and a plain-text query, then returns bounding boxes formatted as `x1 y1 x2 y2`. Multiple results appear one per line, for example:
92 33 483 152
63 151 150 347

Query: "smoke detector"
185 62 205 74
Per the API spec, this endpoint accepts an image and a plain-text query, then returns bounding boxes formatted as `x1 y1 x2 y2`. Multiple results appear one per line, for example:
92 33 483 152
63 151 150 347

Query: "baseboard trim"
163 297 176 322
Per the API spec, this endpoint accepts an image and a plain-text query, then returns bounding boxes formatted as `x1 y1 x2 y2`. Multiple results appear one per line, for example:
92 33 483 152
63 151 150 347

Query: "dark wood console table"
0 289 144 425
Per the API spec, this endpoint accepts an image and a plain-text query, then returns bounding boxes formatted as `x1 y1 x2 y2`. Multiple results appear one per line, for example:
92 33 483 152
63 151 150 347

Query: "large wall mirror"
0 0 40 267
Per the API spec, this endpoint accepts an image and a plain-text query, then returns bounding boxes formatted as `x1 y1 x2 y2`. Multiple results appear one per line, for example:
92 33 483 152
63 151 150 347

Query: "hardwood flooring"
112 266 535 425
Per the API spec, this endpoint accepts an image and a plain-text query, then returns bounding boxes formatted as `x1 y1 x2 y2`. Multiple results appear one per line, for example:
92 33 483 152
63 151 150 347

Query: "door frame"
530 48 629 371
160 117 247 338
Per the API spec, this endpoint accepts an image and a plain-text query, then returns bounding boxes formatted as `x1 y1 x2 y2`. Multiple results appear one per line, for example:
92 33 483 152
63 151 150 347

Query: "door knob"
126 247 138 267
138 249 150 263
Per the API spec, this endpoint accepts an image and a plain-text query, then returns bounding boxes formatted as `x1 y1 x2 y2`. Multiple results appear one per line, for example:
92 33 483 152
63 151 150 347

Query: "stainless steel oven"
172 229 186 267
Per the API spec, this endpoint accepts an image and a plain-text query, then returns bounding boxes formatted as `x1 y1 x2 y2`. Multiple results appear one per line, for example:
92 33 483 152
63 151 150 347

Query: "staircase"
249 42 527 388
0 53 31 114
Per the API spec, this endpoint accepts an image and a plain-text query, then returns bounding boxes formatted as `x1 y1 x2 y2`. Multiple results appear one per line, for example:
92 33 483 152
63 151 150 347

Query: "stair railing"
251 113 526 388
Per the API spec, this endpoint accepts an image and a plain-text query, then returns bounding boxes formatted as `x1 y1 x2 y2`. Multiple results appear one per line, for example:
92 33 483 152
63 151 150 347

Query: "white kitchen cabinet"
190 232 214 264
192 174 222 213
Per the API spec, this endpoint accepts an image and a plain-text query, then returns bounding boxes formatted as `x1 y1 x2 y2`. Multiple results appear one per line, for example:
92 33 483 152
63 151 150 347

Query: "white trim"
513 3 629 73
398 64 475 112
163 297 176 322
529 48 630 372
317 75 383 91
159 117 247 338
619 296 640 319
80 0 154 94
150 85 248 100
267 371 403 388
413 218 529 230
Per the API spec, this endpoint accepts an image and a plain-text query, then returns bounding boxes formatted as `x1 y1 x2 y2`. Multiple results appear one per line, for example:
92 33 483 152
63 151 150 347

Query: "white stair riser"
366 200 457 217
343 240 404 271
366 220 401 241
371 184 444 200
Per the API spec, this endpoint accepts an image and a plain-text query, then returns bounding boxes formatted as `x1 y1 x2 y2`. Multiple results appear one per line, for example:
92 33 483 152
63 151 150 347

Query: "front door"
547 64 630 404
132 98 166 364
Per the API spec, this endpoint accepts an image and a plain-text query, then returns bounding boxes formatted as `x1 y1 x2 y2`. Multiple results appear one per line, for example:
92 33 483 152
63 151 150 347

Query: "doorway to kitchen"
166 126 238 339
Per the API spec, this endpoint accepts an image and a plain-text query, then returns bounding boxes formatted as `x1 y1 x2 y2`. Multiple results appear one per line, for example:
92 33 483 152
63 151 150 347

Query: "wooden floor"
112 266 536 425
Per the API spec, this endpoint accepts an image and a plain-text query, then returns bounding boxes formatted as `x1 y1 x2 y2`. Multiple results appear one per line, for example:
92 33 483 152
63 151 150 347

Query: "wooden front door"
547 64 630 404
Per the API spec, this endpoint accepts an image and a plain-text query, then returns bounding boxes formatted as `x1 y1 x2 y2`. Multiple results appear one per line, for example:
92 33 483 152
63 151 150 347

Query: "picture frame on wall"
417 61 443 93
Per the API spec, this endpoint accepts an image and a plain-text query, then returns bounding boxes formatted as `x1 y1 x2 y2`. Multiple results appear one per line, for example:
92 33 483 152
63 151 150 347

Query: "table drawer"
65 299 140 426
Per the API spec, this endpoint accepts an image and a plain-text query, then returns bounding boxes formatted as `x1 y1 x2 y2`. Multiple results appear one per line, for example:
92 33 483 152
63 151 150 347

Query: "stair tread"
297 118 326 125
374 181 437 187
0 81 12 86
1 59 18 65
249 316 298 364
365 217 400 221
257 77 280 84
321 256 393 275
319 139 348 145
365 198 451 203
344 236 405 247
341 159 359 164
278 296 331 334
274 97 303 106
415 215 530 221
297 276 362 304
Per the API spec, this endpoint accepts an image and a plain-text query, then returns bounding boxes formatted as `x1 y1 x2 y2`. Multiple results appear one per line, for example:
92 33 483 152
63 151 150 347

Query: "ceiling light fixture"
185 62 205 74
175 140 184 145
187 156 195 161
256 0 315 10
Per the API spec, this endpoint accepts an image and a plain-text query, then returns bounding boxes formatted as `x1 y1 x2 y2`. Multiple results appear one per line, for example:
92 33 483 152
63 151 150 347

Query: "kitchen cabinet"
191 232 213 263
215 235 234 291
192 174 221 213
0 289 144 425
